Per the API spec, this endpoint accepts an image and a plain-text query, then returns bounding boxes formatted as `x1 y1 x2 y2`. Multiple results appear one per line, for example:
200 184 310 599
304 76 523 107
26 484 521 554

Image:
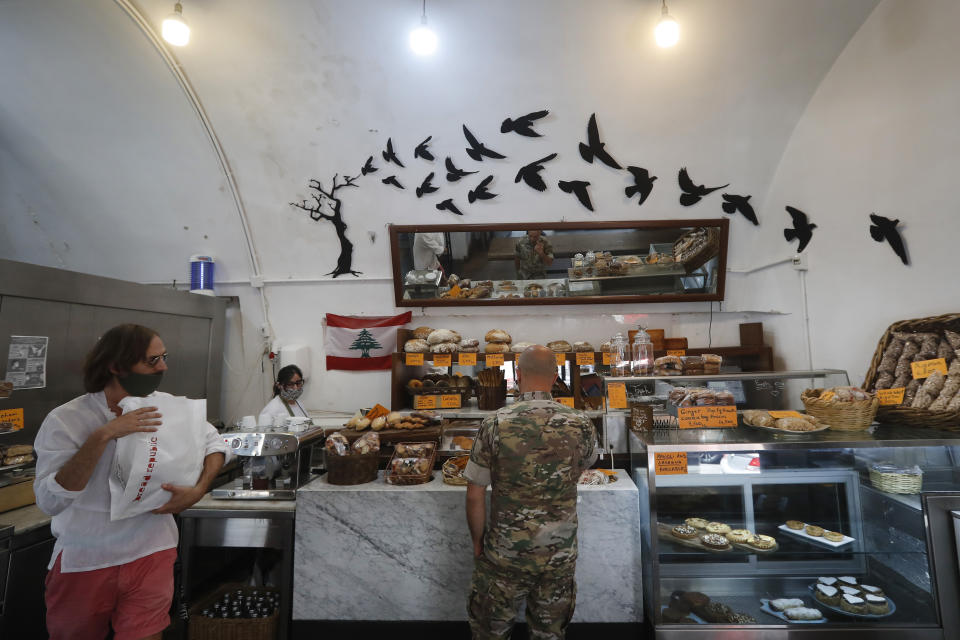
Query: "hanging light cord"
421 0 428 23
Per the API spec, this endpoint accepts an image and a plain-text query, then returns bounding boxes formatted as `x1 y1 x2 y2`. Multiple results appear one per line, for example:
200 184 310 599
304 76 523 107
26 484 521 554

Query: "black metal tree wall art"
290 174 361 277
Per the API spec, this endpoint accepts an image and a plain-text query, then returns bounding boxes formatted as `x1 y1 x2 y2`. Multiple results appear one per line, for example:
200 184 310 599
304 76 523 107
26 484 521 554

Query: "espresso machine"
212 425 326 499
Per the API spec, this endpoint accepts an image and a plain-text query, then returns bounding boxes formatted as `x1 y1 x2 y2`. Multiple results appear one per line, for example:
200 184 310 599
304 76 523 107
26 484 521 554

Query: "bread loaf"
485 329 512 344
412 326 433 340
427 329 460 345
430 342 460 353
511 341 536 353
404 339 429 353
573 341 594 352
547 340 572 353
484 342 511 354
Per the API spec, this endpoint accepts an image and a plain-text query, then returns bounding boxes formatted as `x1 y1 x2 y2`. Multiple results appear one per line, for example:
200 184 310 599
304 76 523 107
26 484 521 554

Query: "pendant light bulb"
409 1 437 56
655 1 679 48
162 2 190 47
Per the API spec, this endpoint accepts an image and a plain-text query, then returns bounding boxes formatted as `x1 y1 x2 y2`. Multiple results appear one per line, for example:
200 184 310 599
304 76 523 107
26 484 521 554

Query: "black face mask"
118 372 164 397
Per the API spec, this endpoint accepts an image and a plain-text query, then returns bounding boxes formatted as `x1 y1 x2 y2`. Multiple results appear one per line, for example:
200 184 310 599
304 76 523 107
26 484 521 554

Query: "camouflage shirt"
514 235 554 279
463 391 597 572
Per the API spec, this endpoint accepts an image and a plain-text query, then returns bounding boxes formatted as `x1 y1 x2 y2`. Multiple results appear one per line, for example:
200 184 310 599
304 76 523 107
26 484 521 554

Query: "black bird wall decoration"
578 113 622 170
784 206 817 253
361 156 378 176
500 110 549 137
468 175 498 203
678 168 728 206
436 198 464 216
514 153 558 192
869 213 909 265
462 125 506 161
558 180 594 212
382 175 404 190
624 166 657 206
416 172 438 198
445 157 478 182
381 138 405 168
721 193 759 225
414 136 435 162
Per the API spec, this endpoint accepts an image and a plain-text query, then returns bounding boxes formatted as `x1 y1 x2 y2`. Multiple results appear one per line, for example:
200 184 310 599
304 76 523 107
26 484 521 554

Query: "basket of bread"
442 455 470 486
862 313 960 429
324 432 380 485
801 387 878 431
385 442 437 486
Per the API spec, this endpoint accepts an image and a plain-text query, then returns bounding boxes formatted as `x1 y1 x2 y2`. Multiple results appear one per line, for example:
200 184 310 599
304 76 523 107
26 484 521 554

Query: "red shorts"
45 548 177 640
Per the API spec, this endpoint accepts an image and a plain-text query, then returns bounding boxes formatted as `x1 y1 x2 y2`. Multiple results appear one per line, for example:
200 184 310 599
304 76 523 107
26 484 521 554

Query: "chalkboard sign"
629 403 654 433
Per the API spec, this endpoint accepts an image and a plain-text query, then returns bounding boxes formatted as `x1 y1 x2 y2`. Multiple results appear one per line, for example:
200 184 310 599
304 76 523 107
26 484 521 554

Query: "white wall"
760 0 960 387
19 1 957 424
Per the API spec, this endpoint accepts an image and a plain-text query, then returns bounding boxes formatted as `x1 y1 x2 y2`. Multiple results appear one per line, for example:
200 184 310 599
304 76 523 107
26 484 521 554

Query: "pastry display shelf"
566 263 686 282
632 416 960 639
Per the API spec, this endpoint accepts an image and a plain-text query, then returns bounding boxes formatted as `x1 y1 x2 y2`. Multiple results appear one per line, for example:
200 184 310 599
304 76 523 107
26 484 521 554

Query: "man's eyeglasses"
282 380 304 390
145 353 168 367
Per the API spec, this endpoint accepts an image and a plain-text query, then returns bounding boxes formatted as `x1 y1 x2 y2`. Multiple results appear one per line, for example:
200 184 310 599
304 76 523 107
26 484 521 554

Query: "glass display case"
631 424 960 638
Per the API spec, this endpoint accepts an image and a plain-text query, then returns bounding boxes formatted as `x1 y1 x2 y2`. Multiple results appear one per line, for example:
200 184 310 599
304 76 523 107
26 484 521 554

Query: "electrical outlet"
259 324 272 338
791 253 809 271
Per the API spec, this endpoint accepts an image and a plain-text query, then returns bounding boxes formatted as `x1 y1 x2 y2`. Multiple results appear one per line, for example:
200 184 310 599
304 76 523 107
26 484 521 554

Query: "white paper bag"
109 394 207 520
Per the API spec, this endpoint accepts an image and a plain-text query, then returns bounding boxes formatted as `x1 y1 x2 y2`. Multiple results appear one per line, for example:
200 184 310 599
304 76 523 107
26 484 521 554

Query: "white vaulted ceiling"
0 0 880 283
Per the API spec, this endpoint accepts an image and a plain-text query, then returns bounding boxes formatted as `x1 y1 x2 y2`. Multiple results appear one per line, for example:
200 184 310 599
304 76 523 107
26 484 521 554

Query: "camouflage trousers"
467 554 576 640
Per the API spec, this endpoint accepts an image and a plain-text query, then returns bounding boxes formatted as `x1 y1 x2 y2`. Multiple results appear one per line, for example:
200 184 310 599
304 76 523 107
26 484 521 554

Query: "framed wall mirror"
389 219 728 307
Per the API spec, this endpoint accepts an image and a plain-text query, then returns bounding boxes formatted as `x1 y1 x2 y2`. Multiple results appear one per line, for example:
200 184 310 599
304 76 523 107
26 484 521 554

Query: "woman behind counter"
258 365 308 424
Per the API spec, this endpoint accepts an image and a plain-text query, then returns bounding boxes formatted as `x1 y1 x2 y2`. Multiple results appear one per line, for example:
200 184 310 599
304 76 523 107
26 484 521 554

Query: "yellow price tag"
440 394 461 408
667 349 686 357
486 353 504 367
654 452 688 475
458 352 477 366
575 352 595 366
912 358 948 379
768 410 804 419
607 383 627 409
414 395 438 409
602 352 611 366
878 387 906 406
405 352 424 366
365 404 390 420
0 408 24 431
556 397 575 408
677 406 738 429
433 353 452 367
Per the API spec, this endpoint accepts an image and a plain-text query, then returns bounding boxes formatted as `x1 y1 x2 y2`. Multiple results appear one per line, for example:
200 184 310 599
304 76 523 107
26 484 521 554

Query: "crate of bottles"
188 582 280 640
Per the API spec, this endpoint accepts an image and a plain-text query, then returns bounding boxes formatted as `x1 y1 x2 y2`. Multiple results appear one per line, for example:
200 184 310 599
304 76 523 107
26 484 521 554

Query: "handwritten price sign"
666 349 686 357
0 408 23 431
602 352 611 366
677 406 738 429
877 387 905 406
433 354 452 367
912 358 947 380
440 394 461 408
556 397 575 408
485 353 505 367
414 395 438 409
654 452 688 475
405 353 424 366
458 352 477 366
575 352 595 366
555 353 567 366
607 383 627 409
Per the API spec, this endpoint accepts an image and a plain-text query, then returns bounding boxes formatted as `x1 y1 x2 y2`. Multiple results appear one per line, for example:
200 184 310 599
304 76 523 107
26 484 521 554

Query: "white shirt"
413 232 445 270
258 395 307 425
33 391 229 572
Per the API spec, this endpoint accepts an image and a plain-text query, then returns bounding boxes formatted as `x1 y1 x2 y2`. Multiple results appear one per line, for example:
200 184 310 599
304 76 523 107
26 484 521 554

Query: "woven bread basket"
869 465 923 495
801 388 878 431
442 455 470 486
862 313 960 429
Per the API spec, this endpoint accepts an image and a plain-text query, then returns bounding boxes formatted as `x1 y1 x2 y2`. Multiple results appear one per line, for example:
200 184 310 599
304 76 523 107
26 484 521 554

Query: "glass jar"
609 332 629 376
631 327 654 375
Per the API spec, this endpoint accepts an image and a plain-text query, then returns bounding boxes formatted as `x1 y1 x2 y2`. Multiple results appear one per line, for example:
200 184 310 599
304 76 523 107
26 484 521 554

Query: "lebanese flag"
324 312 412 371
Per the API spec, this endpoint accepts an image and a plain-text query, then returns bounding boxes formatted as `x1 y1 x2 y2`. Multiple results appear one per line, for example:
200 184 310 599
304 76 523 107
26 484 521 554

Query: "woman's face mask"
280 387 302 402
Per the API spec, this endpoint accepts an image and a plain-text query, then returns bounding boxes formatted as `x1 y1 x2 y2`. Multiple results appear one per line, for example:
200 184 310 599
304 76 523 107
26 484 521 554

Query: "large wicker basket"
869 466 923 495
801 388 879 431
863 313 960 429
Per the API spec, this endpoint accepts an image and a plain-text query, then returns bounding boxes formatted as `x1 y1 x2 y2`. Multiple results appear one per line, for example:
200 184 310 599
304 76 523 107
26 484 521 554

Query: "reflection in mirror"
389 220 728 306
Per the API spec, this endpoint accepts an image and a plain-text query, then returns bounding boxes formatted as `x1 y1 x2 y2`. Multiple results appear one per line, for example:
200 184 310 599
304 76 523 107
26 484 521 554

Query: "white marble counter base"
294 470 641 623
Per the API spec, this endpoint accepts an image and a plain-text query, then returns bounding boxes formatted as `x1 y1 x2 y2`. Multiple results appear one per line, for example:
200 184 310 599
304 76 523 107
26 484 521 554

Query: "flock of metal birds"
356 110 909 264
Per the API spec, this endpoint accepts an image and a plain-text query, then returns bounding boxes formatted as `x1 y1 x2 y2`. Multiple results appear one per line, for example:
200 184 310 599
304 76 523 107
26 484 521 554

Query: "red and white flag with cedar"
324 312 411 370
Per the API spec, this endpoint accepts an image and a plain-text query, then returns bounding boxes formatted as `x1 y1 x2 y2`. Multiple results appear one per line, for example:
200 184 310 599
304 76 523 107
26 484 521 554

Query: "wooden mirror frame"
389 219 729 307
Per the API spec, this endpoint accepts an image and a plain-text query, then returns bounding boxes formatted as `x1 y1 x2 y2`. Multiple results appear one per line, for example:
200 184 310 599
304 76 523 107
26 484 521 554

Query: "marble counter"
0 503 50 535
294 469 641 623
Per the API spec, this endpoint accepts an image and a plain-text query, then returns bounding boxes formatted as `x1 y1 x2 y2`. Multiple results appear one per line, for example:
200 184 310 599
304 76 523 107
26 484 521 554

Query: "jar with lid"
609 333 629 376
631 327 654 375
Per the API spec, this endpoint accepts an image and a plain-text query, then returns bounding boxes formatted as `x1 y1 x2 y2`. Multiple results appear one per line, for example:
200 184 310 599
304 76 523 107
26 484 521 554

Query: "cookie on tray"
814 585 840 607
671 524 698 540
725 529 751 543
841 594 867 614
700 533 731 550
865 595 889 615
785 607 823 621
747 534 776 550
769 598 805 612
805 525 824 537
823 531 845 542
786 519 805 530
685 517 708 529
706 522 731 535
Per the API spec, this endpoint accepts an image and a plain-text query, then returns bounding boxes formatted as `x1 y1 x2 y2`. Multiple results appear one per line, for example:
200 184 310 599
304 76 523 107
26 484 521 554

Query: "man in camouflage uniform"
513 230 555 279
464 345 597 639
